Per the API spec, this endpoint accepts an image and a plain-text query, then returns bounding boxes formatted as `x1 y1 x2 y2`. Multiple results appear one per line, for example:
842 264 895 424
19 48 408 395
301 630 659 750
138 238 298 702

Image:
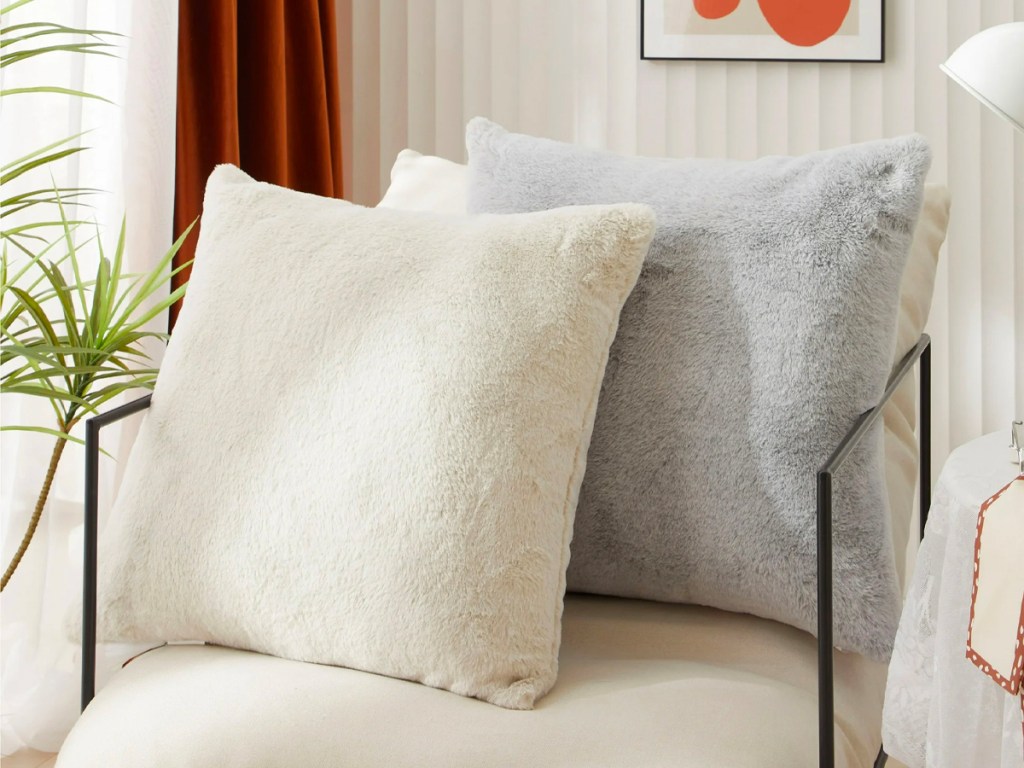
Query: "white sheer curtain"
0 0 178 753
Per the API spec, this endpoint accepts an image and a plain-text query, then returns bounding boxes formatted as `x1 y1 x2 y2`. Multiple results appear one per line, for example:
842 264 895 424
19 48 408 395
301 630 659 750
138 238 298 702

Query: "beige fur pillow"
93 165 655 710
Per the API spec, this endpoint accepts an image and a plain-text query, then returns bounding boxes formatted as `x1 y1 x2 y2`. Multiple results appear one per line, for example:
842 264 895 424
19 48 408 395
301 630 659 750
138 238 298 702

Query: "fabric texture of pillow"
90 164 655 710
378 157 950 594
465 118 932 661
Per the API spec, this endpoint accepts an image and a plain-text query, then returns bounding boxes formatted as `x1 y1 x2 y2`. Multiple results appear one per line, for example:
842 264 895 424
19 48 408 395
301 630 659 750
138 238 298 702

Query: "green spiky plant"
0 0 195 590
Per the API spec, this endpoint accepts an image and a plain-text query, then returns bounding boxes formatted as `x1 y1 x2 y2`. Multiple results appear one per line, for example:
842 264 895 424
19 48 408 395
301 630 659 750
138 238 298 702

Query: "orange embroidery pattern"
966 475 1024 692
965 475 1024 746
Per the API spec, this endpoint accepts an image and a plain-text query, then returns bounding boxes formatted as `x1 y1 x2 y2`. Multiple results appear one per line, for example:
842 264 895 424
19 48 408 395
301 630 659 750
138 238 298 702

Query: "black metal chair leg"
817 334 931 768
81 394 153 711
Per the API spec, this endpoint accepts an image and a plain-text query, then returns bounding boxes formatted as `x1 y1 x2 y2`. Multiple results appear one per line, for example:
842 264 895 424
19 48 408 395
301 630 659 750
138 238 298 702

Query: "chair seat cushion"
58 596 884 768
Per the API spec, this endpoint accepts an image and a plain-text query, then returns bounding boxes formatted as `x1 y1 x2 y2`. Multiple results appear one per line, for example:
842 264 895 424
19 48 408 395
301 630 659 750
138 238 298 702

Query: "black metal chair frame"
79 334 932 768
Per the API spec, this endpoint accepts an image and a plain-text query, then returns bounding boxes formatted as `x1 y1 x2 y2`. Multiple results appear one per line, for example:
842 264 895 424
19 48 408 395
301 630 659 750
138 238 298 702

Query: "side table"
882 431 1023 768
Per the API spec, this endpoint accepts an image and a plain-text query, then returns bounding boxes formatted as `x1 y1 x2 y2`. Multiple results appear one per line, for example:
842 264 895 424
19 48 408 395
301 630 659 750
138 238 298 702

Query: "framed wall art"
640 0 884 63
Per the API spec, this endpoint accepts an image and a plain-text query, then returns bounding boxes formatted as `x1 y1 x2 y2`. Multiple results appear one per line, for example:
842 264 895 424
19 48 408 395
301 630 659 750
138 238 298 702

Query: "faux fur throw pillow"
377 151 951 595
466 118 932 661
92 165 655 709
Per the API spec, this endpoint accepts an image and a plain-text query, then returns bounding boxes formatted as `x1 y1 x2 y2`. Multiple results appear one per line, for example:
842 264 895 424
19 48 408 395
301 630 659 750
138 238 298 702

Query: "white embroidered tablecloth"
883 432 1023 768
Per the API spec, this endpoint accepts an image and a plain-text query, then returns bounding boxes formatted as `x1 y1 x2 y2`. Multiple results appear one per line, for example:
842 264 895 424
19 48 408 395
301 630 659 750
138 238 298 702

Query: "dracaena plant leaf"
0 0 195 590
0 194 196 590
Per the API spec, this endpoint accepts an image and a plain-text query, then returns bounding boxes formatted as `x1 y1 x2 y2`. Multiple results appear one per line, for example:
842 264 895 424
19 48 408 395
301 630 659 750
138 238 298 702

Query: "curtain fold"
173 0 343 326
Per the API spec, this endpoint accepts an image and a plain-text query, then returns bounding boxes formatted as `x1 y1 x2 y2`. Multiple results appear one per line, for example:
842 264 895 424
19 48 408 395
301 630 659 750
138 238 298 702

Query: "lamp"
940 22 1024 134
941 23 1023 440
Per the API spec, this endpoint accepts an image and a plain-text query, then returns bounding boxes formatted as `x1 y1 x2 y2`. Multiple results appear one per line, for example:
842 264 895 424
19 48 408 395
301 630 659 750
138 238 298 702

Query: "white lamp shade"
941 22 1024 134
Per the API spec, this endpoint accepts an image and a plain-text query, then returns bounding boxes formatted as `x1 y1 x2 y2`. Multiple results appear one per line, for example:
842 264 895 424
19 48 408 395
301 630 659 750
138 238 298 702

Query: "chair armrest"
82 394 152 710
817 333 931 768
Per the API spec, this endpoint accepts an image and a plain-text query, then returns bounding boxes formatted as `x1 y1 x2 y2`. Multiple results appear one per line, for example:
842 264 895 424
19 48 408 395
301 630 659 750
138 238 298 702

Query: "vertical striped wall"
335 0 1024 474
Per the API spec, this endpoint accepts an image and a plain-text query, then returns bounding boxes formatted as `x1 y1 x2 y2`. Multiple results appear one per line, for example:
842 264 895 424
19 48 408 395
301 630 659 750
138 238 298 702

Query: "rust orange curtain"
172 0 343 327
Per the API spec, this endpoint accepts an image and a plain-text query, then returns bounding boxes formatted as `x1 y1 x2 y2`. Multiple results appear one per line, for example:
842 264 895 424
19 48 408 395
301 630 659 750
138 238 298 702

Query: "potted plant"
0 0 194 590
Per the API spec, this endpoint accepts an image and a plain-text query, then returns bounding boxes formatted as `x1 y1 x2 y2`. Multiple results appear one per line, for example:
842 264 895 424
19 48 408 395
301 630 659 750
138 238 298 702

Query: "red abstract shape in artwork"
756 0 851 46
693 0 741 20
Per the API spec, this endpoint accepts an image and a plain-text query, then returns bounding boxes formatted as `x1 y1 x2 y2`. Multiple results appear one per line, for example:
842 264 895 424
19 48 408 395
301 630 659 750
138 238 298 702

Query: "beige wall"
335 0 1024 475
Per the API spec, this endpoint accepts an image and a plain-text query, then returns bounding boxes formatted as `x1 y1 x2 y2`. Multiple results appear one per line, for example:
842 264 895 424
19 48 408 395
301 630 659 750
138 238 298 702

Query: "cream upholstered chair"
55 152 950 767
55 335 930 768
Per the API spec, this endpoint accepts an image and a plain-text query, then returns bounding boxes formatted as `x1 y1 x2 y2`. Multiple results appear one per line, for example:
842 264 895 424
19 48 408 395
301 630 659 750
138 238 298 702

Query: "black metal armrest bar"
82 393 152 711
817 334 931 768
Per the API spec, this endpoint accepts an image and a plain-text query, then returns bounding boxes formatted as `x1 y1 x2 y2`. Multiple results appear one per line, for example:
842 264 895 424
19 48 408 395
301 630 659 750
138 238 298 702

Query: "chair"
55 337 931 768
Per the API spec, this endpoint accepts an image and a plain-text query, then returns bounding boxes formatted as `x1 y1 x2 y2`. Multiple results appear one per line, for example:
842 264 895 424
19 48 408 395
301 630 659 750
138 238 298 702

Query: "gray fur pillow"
466 118 931 661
